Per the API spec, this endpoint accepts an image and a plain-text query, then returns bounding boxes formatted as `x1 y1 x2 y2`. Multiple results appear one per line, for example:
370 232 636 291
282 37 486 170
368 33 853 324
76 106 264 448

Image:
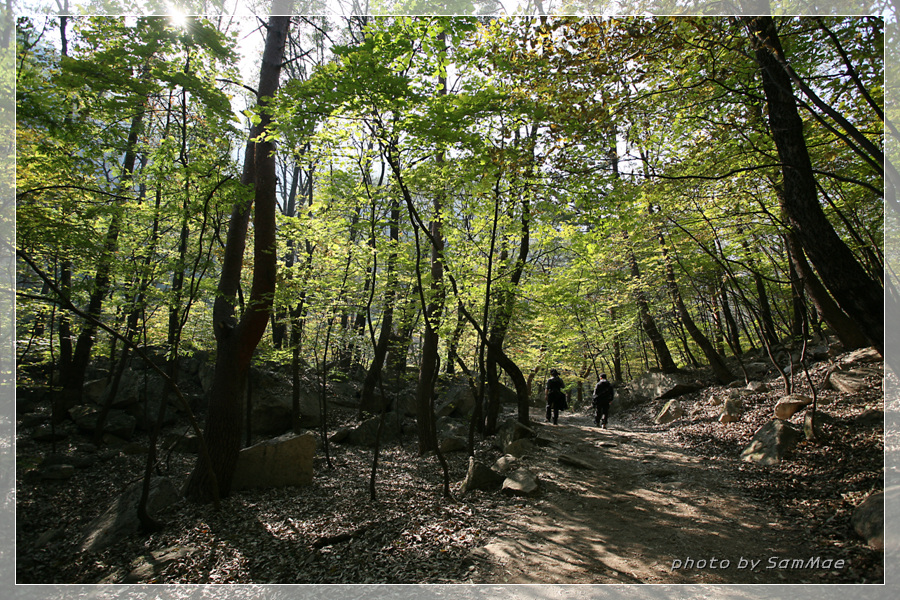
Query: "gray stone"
630 371 699 402
729 388 753 399
708 395 723 407
70 405 137 440
461 457 504 494
502 468 539 497
498 419 535 449
746 381 769 393
843 347 882 365
492 455 518 474
852 490 885 550
439 435 467 453
248 368 319 434
740 419 803 466
344 412 403 447
827 370 869 395
503 438 533 458
231 432 316 491
435 376 478 417
32 426 67 442
719 396 742 424
79 478 180 552
654 400 683 425
774 395 812 420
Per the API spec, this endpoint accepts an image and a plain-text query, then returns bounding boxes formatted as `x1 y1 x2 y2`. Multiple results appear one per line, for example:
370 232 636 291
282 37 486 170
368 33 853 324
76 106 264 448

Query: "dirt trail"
469 410 822 584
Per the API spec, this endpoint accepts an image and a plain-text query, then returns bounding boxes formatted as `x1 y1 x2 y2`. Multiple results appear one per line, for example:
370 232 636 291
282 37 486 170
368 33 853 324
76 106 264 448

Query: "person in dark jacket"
545 369 566 424
592 373 614 428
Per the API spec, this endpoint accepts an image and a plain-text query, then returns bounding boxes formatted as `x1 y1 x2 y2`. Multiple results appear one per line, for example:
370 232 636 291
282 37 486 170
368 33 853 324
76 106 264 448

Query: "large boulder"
740 419 803 466
498 419 535 449
654 400 684 425
79 478 181 552
231 432 316 491
852 489 887 550
343 412 404 447
435 376 476 418
460 457 504 494
502 468 540 497
631 371 701 402
248 368 320 434
69 405 137 440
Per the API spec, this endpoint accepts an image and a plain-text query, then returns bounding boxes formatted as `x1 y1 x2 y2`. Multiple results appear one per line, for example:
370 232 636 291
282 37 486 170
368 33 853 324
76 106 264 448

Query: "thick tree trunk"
784 229 868 350
746 16 883 354
184 14 290 503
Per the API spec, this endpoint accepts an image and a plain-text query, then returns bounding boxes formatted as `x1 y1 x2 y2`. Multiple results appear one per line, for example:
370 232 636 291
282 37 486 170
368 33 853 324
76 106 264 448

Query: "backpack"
593 380 614 404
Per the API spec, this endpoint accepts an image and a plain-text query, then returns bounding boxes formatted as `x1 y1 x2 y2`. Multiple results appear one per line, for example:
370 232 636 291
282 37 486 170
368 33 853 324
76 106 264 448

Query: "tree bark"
745 16 883 354
184 13 290 503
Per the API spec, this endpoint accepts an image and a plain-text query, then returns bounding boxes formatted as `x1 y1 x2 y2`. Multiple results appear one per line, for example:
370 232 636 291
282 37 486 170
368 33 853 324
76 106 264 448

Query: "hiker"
545 369 567 424
592 373 614 428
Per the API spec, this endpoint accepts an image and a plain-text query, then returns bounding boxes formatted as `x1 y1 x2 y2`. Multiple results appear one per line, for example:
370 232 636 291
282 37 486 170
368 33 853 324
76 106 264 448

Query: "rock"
504 438 533 458
558 454 594 470
162 432 201 454
329 427 351 444
502 468 539 497
498 419 535 449
439 435 467 453
851 490 885 550
708 395 723 406
437 416 469 439
774 395 813 420
843 347 882 365
460 457 504 494
492 455 518 474
231 432 316 491
39 464 75 480
740 419 803 466
826 369 872 395
719 396 742 424
630 371 700 402
746 381 769 393
122 545 199 583
345 412 403 447
79 478 181 552
32 426 67 443
729 388 753 399
82 378 110 403
435 378 476 418
747 360 770 370
654 400 683 425
248 368 319 433
70 405 138 440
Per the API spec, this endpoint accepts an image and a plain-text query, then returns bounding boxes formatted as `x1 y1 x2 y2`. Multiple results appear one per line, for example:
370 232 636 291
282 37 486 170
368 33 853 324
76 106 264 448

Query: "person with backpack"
545 369 567 424
592 373 614 428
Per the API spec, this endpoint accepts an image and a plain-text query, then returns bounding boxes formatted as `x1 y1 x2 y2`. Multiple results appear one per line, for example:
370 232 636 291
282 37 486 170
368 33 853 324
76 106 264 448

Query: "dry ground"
16 354 886 584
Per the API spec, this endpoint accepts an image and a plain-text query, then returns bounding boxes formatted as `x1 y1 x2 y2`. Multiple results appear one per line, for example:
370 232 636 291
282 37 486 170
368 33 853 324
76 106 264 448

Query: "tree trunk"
784 229 868 350
745 16 883 354
184 13 290 503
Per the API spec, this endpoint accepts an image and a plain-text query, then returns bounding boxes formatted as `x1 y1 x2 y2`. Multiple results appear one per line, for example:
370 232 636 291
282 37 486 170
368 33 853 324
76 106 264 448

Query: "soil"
15 349 886 584
470 411 825 584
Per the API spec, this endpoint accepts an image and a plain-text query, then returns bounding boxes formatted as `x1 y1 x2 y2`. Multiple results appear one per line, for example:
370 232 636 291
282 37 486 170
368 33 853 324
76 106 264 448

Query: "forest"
13 6 889 586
